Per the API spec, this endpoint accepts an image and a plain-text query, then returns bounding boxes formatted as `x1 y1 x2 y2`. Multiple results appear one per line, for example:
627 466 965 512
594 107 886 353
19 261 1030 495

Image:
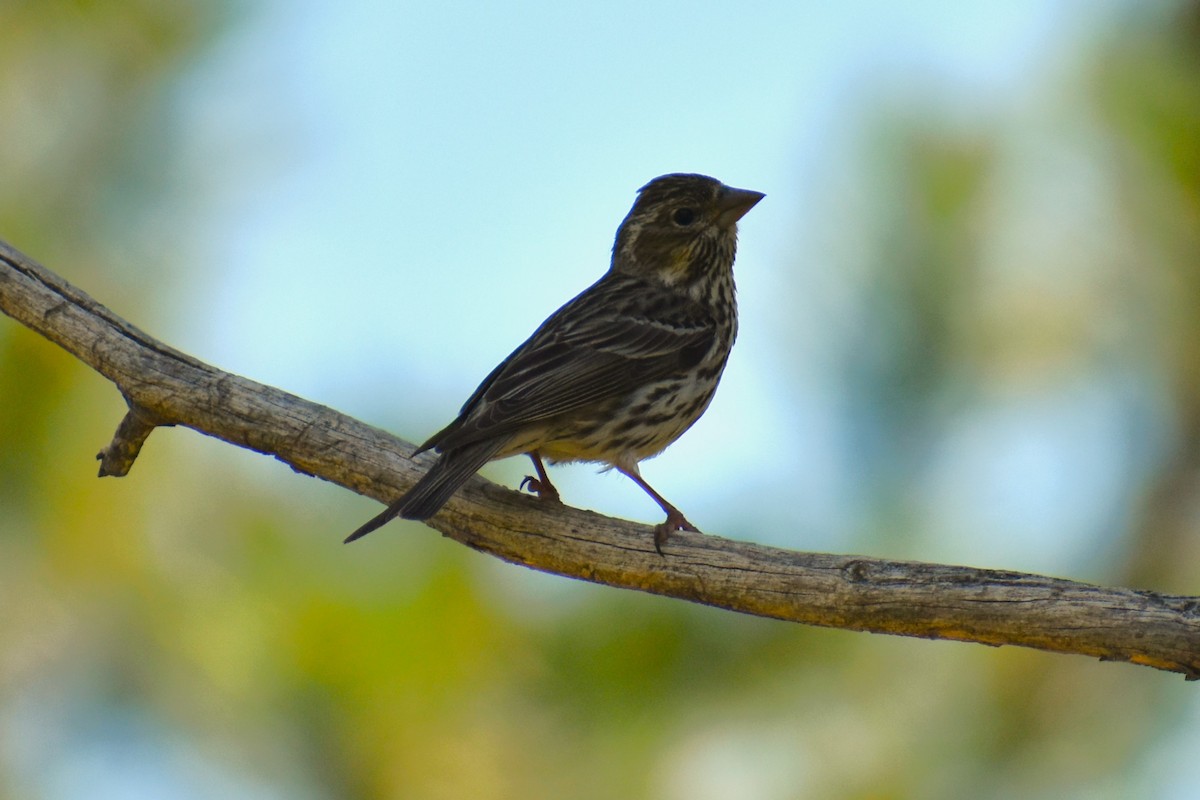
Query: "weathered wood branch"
2 238 1198 679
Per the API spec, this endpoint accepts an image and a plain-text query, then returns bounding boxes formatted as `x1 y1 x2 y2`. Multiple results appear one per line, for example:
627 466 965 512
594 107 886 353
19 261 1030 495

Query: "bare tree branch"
2 238 1198 679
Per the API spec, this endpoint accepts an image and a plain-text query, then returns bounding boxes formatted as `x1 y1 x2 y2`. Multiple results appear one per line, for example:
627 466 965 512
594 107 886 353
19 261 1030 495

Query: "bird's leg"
520 451 562 504
615 465 698 555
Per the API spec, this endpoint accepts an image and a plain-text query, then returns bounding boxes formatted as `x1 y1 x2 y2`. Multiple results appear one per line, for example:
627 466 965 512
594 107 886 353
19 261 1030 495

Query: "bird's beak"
717 185 765 225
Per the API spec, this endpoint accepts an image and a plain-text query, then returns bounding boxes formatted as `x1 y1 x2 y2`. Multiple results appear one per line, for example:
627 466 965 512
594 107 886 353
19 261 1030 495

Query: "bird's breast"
536 330 734 467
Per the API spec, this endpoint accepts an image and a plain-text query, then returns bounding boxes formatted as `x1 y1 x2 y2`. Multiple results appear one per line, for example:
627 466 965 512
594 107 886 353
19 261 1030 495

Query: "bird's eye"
672 208 697 226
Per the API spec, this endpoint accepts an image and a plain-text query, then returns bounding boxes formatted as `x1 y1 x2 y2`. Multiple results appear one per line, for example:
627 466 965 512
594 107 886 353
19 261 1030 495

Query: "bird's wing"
423 275 716 452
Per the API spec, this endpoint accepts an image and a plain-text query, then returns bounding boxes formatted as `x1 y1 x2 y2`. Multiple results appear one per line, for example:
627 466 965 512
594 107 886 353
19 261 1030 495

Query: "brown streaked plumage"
346 173 763 552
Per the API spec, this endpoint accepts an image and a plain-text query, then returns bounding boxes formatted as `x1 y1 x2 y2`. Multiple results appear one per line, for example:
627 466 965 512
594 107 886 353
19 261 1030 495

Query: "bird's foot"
653 511 699 556
519 475 562 504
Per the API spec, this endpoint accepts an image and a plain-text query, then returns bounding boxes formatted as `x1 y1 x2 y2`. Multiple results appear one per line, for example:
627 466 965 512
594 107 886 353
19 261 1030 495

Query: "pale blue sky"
160 0 1131 561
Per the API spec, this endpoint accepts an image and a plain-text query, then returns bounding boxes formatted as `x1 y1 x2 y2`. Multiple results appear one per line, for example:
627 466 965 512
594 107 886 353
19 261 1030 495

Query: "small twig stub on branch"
97 401 171 477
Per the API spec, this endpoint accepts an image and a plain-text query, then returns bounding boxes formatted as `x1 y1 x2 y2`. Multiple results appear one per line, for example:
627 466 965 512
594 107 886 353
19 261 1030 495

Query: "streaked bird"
346 173 763 552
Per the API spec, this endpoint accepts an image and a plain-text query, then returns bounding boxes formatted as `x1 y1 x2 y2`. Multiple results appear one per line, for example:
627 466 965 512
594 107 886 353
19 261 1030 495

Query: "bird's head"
611 173 764 287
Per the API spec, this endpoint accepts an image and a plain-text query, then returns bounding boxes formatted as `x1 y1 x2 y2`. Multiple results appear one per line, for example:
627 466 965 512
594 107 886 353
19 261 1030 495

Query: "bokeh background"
2 1 1199 797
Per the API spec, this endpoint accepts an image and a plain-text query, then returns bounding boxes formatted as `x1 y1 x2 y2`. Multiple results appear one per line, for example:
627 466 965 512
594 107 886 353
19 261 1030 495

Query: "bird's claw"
652 511 699 556
520 475 561 503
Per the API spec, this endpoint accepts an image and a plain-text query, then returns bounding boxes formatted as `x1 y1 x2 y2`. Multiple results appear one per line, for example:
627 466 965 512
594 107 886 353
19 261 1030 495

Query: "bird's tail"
344 439 505 543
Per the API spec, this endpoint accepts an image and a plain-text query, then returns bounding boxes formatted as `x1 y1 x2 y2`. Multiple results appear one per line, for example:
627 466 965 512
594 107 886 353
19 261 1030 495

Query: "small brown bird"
346 173 763 552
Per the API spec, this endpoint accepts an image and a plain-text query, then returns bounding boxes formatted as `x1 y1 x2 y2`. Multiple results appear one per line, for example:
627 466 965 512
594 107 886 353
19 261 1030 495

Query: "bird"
345 173 763 553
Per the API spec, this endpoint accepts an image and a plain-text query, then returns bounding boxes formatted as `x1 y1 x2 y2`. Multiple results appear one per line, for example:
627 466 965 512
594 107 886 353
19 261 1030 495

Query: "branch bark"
2 238 1198 679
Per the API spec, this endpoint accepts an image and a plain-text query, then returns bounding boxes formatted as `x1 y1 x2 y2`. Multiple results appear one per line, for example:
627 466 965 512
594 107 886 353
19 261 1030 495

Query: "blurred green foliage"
2 2 1198 799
